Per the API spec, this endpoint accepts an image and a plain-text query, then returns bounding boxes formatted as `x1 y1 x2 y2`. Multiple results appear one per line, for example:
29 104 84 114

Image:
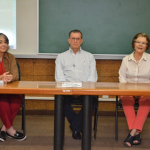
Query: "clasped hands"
74 95 80 98
1 72 14 83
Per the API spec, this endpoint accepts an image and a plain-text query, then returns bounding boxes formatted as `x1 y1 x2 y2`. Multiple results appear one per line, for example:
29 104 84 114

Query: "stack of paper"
0 80 4 85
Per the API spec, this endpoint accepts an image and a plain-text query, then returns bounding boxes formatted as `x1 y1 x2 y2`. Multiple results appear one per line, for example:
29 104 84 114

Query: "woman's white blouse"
119 52 150 83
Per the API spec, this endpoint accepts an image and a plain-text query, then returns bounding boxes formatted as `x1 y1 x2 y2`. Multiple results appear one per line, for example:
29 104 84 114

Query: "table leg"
82 95 92 150
54 95 65 150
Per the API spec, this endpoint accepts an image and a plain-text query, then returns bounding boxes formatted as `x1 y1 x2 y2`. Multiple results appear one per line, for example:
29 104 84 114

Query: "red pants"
0 94 23 128
120 96 150 132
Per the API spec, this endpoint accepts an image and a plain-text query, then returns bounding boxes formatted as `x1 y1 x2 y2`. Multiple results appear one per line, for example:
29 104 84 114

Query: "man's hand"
74 95 80 98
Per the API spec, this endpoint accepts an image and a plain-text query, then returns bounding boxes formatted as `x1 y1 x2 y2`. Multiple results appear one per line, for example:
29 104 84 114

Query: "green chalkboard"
39 0 150 54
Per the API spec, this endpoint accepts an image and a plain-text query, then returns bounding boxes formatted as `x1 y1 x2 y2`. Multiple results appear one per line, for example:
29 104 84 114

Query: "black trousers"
63 95 98 132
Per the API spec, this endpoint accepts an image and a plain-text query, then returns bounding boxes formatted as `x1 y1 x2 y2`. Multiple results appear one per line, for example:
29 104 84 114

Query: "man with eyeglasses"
55 29 98 140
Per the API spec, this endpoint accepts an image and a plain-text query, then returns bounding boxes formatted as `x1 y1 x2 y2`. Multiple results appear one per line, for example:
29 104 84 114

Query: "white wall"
9 0 38 56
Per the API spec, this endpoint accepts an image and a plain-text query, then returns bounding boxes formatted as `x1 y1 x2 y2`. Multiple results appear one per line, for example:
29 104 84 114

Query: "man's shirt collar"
69 47 82 53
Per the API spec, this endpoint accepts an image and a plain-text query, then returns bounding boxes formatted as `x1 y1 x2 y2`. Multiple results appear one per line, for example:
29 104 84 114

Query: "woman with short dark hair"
119 33 150 147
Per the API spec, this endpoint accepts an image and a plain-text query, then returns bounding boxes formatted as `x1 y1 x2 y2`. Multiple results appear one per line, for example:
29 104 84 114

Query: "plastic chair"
16 61 26 136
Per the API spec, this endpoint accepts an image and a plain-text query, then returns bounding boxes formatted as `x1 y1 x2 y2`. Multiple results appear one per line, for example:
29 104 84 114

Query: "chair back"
16 61 21 81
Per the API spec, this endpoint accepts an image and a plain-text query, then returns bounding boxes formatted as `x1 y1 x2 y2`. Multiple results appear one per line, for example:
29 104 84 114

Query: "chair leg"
115 96 118 141
22 94 25 136
94 107 98 140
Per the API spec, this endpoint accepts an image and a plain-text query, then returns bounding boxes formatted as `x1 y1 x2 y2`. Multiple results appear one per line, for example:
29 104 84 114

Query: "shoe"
124 134 134 147
133 134 141 145
0 130 6 142
7 131 26 141
72 131 81 140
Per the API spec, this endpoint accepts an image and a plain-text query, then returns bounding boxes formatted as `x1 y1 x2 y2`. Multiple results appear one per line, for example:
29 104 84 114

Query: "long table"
72 82 150 150
0 81 72 150
1 81 150 150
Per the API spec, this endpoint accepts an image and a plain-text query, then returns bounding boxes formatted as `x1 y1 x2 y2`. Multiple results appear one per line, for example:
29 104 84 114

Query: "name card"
0 80 4 85
62 82 82 87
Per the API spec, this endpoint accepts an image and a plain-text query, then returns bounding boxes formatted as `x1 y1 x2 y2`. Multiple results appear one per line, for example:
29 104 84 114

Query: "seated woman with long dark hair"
0 33 26 142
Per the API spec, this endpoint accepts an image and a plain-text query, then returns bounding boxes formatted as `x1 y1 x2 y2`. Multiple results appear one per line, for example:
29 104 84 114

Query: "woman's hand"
2 72 14 83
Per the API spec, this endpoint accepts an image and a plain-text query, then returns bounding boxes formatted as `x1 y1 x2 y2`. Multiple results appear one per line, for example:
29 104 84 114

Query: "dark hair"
132 33 150 50
0 33 9 45
69 29 83 39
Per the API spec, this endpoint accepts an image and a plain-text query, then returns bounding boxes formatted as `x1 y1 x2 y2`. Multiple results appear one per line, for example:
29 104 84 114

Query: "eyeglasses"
135 41 148 45
69 38 81 41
